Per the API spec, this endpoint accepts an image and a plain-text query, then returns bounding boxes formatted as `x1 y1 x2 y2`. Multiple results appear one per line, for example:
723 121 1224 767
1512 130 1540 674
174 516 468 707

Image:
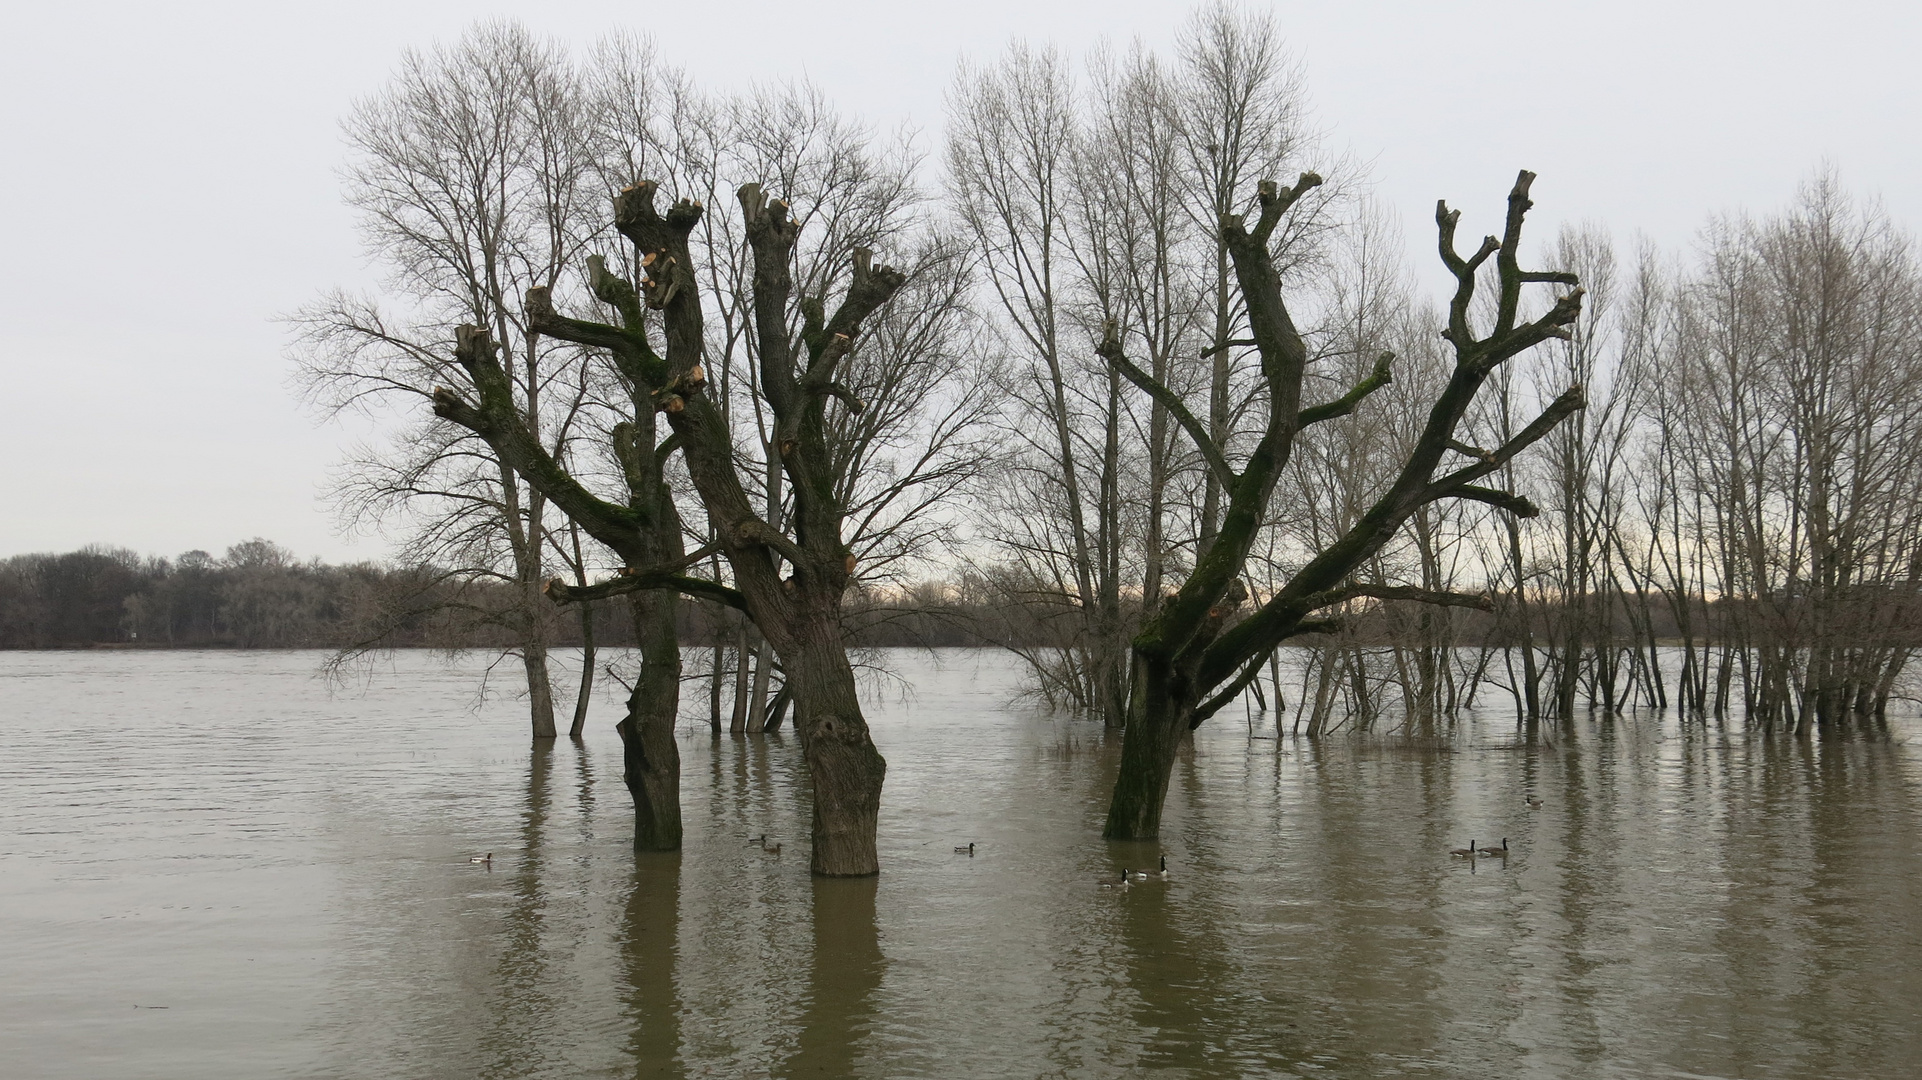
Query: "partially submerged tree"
1097 170 1586 838
437 176 953 875
296 24 607 741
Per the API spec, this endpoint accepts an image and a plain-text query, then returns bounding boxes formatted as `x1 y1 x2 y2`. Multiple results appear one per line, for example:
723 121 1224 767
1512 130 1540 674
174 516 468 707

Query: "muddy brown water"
3 649 1919 1078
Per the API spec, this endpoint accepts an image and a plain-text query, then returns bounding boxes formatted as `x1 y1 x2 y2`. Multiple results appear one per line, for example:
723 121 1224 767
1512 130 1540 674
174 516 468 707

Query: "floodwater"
2 650 1919 1079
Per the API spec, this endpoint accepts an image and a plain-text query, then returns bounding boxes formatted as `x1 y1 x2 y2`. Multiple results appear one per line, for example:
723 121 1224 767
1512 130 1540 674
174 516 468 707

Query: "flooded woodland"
4 649 1918 1079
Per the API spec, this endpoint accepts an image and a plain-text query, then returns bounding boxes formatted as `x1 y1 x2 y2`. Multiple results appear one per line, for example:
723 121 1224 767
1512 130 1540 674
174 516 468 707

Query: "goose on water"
955 842 976 855
1449 840 1477 858
1525 795 1544 810
1478 837 1510 857
1131 856 1172 881
1100 870 1132 890
468 853 493 865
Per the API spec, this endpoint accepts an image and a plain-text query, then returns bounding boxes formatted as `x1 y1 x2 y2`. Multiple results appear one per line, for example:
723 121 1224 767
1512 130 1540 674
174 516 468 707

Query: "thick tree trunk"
618 589 682 850
787 632 887 876
1103 658 1188 839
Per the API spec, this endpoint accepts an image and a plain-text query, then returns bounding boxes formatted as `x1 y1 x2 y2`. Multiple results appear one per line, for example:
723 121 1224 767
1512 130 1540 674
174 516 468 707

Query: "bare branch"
1437 484 1540 518
1429 383 1587 492
1298 582 1495 613
1248 171 1324 246
1297 351 1394 428
1096 324 1235 489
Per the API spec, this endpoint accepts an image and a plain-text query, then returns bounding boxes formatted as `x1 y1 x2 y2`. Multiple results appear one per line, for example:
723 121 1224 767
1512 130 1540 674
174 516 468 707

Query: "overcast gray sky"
3 1 1915 564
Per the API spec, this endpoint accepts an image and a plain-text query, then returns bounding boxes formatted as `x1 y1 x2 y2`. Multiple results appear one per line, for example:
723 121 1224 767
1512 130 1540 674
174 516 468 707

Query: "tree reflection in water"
783 877 885 1077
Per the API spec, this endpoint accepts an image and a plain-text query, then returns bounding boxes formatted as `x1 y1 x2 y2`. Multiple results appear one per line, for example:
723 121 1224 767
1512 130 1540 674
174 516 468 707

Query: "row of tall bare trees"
298 8 1922 869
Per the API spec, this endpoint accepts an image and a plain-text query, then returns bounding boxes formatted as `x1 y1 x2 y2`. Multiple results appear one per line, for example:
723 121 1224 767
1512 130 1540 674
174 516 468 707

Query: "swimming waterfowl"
955 843 976 855
1100 870 1132 890
747 834 768 845
1449 840 1477 858
1525 795 1544 810
1478 837 1510 856
469 853 492 864
761 839 782 855
1131 856 1171 881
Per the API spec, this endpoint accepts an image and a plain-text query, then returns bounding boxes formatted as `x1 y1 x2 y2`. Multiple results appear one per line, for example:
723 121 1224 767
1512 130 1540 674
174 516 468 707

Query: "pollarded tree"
437 180 927 876
1097 170 1586 838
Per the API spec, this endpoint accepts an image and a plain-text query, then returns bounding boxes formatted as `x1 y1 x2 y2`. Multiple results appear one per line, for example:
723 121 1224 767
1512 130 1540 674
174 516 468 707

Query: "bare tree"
296 23 606 741
1097 170 1586 838
1668 173 1922 732
438 86 985 871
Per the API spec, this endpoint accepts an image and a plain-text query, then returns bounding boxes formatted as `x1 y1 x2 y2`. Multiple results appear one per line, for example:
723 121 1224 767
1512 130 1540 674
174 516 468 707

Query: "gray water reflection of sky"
2 2 1918 562
2 648 1919 1078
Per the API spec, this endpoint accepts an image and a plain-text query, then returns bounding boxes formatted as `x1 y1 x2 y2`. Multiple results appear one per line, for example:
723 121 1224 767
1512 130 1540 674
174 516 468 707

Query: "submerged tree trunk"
787 632 887 875
1102 658 1189 837
523 640 558 740
619 589 682 850
569 600 595 739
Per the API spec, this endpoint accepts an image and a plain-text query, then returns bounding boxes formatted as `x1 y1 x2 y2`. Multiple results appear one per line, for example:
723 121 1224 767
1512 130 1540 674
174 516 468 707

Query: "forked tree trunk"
440 181 908 875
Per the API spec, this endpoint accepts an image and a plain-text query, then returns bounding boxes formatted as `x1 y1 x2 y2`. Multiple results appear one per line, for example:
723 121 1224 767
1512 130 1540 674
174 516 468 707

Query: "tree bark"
786 631 888 875
619 588 682 850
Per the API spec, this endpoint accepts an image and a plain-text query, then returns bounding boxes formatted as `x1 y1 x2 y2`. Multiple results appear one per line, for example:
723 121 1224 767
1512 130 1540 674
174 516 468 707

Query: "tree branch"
1200 337 1256 358
1297 351 1394 427
1437 484 1539 518
433 326 644 549
732 517 807 568
1188 616 1343 726
545 570 746 612
524 285 662 386
1298 583 1494 613
1249 172 1324 246
1428 383 1586 492
1097 325 1235 489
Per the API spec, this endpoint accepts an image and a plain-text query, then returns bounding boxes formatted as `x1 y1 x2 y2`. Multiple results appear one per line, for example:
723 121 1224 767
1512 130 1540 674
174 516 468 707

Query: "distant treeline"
12 539 1893 662
0 540 1001 651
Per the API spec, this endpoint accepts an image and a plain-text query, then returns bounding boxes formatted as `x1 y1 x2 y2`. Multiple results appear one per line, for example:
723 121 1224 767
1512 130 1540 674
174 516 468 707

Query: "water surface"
2 649 1918 1078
